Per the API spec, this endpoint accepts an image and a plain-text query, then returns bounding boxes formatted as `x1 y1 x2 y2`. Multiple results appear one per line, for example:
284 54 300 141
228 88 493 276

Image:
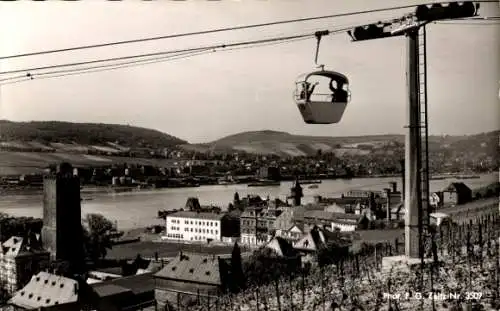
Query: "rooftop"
1 235 48 258
167 211 227 221
91 272 155 297
154 252 223 286
9 272 78 309
302 210 362 221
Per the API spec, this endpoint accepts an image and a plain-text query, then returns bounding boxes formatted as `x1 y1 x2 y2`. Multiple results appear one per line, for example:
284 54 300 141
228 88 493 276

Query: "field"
0 151 188 175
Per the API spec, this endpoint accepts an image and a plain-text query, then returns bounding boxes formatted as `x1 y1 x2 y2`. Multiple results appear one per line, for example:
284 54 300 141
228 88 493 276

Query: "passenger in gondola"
299 81 318 101
307 82 318 101
336 81 348 102
329 79 348 103
299 82 309 100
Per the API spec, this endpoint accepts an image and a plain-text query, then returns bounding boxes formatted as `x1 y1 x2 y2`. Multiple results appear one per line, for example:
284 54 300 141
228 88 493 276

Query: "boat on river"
247 180 281 187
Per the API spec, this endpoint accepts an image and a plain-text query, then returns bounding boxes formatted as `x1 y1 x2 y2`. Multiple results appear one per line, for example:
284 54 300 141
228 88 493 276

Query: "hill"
180 130 499 157
181 130 404 157
0 120 187 149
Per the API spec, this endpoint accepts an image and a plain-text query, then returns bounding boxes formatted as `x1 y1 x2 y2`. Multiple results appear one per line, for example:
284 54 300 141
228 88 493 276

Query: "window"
215 230 218 235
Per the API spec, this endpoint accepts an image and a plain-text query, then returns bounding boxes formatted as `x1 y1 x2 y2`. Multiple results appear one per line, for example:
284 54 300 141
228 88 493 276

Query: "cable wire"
1 11 496 84
0 25 353 81
1 0 496 60
0 36 313 86
0 32 318 75
0 49 214 83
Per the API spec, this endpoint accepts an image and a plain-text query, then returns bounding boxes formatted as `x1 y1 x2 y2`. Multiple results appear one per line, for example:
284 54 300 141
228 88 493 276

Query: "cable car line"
0 36 314 86
0 0 496 61
0 32 321 76
0 49 214 83
0 11 495 85
0 25 354 78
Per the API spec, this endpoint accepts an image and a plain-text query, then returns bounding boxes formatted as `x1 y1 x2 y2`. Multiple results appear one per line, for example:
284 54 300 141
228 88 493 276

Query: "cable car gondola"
294 68 351 124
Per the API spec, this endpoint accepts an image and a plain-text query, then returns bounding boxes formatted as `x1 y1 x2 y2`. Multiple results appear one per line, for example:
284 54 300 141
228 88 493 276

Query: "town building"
89 272 156 311
292 226 351 266
293 210 363 234
273 206 296 238
261 236 302 271
0 236 50 294
164 211 238 243
239 207 262 246
257 166 281 181
239 207 282 246
154 252 233 310
441 182 473 206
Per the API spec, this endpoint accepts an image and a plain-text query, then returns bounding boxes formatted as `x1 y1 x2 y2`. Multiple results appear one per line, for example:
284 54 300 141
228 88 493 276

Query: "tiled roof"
1 235 47 258
264 236 299 258
168 211 227 221
324 205 346 214
1 236 24 257
91 273 155 296
330 197 368 205
293 226 351 251
93 284 132 297
9 272 78 309
303 210 362 221
154 252 222 286
443 182 471 193
145 261 164 273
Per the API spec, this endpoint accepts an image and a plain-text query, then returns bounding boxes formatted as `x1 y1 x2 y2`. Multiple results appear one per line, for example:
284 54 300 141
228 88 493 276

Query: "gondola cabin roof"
298 70 349 84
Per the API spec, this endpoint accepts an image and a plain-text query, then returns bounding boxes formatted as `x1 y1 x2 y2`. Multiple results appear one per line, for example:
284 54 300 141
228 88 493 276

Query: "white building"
165 211 227 242
331 220 358 232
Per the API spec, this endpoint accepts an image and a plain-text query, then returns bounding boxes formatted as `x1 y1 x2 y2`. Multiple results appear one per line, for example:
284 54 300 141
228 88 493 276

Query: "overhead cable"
1 0 496 60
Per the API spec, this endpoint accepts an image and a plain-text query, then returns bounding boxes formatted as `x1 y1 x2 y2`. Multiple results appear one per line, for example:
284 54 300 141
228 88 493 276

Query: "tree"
230 242 245 292
83 213 114 261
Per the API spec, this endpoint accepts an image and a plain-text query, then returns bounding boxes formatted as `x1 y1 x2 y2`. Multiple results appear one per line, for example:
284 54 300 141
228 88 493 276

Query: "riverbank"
0 171 483 196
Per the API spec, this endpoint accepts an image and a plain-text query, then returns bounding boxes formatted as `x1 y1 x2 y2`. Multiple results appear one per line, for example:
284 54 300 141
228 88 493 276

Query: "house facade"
442 182 472 206
240 208 281 246
0 236 50 294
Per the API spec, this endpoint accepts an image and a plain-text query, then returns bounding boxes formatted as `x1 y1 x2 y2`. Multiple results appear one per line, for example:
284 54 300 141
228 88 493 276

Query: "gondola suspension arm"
313 30 330 66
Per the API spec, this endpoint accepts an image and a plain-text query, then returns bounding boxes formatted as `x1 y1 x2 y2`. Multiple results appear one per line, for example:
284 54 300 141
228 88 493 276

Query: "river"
0 173 497 230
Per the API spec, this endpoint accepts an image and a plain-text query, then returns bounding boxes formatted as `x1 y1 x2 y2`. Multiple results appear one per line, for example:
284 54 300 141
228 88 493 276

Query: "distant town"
1 139 497 194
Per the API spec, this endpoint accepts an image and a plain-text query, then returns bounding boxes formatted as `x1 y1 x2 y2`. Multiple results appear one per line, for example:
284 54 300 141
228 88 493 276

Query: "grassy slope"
0 120 187 149
0 120 189 175
182 130 499 157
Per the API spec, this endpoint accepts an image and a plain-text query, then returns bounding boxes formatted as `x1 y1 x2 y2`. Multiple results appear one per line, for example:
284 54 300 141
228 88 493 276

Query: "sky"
0 0 499 144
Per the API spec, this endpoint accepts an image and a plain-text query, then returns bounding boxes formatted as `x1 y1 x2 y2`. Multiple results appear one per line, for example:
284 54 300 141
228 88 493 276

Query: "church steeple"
290 176 303 206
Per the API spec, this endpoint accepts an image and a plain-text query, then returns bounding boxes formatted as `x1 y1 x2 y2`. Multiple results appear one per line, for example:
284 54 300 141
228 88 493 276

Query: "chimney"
384 188 391 221
390 182 397 193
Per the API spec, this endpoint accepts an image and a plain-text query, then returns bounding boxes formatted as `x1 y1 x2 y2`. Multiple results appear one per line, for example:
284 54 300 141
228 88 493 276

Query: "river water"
0 174 497 230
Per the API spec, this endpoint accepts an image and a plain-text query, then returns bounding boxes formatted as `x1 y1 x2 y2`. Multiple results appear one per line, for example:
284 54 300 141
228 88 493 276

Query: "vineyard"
170 212 500 311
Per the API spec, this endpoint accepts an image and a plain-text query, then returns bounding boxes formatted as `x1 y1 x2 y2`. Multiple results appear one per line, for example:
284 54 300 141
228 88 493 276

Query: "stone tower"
41 162 84 273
